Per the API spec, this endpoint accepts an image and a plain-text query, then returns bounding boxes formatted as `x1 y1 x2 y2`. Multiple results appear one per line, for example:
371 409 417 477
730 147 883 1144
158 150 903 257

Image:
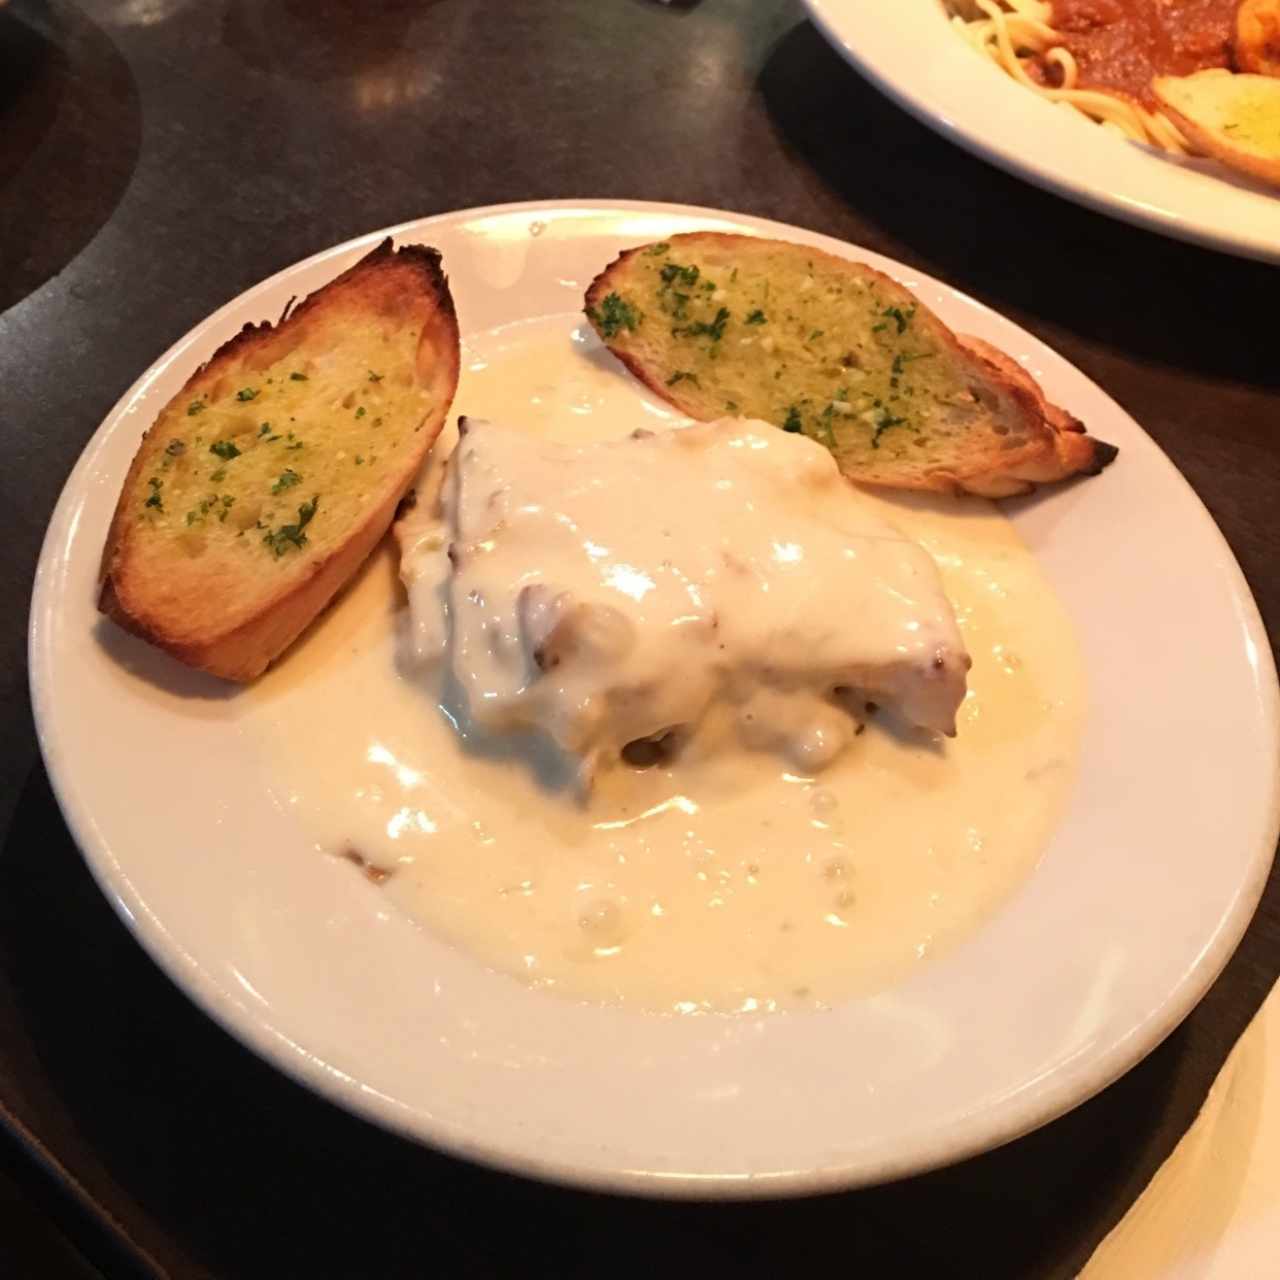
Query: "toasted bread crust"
952 337 1117 497
99 239 460 680
585 233 1115 498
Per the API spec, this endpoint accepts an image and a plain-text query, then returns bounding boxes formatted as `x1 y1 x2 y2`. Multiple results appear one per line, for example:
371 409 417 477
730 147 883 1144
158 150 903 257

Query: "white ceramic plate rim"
30 200 1280 1197
803 0 1280 264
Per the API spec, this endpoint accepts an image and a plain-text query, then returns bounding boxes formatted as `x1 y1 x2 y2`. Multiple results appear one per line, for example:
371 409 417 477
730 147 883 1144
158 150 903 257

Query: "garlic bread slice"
584 233 1114 498
100 239 460 680
1154 71 1280 188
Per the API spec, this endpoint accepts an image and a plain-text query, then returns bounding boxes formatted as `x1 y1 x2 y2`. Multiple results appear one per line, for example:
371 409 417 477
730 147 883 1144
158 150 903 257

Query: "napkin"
1083 982 1280 1277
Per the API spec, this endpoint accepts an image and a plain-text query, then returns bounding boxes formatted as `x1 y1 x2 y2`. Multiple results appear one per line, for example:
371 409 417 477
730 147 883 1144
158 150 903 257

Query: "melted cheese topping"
400 417 969 789
245 316 1086 1015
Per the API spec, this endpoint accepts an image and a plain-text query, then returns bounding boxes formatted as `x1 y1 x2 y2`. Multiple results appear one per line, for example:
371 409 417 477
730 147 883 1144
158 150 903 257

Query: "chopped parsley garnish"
871 410 908 449
355 406 366 419
185 493 233 525
589 292 640 339
890 351 934 375
809 329 824 341
236 387 258 402
209 439 241 460
645 242 671 256
271 468 301 495
725 400 739 413
259 422 272 436
782 405 803 434
674 306 730 343
186 400 205 416
355 455 365 465
873 304 916 336
289 371 308 382
745 310 767 325
144 477 164 511
210 468 226 483
666 370 700 387
367 370 383 382
660 262 700 288
263 495 319 557
165 439 186 456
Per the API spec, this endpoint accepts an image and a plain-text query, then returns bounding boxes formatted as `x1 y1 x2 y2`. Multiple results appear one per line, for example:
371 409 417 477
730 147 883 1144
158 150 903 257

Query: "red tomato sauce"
1045 0 1238 105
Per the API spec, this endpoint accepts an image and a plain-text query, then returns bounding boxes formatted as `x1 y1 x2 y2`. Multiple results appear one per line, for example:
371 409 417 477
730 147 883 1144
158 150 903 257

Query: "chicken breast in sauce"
399 418 970 789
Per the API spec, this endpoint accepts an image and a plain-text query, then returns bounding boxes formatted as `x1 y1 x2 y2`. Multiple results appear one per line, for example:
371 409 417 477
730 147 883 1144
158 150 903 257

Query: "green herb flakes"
271 468 301 495
660 262 700 288
877 305 915 336
210 440 241 460
185 492 226 526
263 496 319 558
871 410 907 449
589 292 641 339
674 306 730 343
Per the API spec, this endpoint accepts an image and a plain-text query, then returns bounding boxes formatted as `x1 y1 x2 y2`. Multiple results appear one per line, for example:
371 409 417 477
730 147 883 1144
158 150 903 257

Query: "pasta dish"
946 1 1280 175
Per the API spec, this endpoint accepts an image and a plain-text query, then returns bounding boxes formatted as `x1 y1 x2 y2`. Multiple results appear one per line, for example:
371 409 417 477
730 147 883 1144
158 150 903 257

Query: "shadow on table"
1 763 1273 1280
756 21 1278 394
0 0 141 316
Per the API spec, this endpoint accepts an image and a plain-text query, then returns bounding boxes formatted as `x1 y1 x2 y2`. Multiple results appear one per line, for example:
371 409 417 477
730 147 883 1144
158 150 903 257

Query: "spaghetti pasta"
945 0 1193 153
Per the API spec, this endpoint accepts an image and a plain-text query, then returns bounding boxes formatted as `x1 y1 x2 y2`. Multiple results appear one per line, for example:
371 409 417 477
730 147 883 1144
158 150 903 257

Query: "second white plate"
805 0 1280 264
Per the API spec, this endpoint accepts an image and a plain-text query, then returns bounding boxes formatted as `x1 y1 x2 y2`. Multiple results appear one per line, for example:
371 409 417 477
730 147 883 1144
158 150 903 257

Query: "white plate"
804 0 1280 264
30 201 1280 1197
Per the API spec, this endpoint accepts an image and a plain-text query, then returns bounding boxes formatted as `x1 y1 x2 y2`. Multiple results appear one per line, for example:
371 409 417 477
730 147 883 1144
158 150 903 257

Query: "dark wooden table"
2 1 1277 1275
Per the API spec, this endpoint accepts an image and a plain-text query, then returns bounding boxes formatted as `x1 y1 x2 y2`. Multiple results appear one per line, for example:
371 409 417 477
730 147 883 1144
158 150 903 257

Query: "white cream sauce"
399 416 969 790
247 316 1086 1015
